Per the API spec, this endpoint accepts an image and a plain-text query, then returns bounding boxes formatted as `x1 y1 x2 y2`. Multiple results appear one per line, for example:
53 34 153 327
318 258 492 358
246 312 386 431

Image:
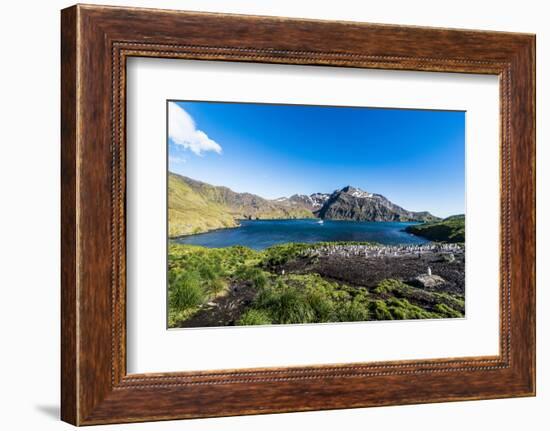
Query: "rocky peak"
315 185 438 222
337 185 374 199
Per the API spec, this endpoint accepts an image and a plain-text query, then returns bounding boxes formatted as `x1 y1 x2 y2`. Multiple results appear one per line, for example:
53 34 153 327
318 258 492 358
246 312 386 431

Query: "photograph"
167 100 466 328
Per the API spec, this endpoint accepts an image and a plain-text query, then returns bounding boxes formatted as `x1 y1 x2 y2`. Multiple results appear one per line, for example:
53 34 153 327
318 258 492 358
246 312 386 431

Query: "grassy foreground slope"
168 242 464 328
405 214 465 243
168 173 314 237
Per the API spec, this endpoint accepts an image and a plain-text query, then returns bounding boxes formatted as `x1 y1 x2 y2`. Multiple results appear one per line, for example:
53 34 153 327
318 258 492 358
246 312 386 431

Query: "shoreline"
170 223 242 241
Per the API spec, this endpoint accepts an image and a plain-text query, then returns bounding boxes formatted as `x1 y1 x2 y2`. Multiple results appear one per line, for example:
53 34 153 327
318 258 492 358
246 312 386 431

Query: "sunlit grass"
168 243 465 328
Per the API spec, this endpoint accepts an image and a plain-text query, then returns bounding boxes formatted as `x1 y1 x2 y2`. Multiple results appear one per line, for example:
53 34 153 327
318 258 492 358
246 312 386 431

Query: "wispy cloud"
168 103 222 156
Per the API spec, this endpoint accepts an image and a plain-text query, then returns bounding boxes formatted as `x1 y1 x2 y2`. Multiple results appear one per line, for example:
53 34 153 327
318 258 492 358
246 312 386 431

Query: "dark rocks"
177 282 259 328
284 245 465 295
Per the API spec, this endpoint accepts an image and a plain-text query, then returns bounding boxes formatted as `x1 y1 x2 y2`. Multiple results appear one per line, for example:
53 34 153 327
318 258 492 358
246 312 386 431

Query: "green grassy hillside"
168 174 238 237
168 173 315 237
405 214 465 243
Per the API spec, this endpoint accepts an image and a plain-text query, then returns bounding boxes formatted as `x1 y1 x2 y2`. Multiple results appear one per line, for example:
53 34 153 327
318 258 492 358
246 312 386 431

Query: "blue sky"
168 100 465 218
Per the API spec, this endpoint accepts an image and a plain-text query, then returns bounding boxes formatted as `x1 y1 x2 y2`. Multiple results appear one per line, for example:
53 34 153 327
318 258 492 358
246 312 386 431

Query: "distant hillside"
316 186 439 223
405 215 465 243
275 192 331 211
168 173 314 236
168 174 239 237
169 173 441 237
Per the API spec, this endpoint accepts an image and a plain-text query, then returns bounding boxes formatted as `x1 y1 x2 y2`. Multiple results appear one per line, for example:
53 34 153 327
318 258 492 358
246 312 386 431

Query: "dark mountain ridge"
316 185 439 222
169 172 440 236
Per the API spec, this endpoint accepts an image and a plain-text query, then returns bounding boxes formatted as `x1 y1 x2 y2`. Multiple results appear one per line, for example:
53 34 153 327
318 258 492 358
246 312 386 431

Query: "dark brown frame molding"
61 4 536 425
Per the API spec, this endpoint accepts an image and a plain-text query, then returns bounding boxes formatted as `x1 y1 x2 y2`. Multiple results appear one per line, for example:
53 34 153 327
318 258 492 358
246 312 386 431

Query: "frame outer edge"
61 5 79 426
531 34 536 396
526 35 536 395
519 34 536 395
500 35 536 397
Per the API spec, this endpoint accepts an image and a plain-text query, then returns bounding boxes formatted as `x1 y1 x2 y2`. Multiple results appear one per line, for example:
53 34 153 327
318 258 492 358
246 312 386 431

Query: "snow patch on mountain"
350 190 374 199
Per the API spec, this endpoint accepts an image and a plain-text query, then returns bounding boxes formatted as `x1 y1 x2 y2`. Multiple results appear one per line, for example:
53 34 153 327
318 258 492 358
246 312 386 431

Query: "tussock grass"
237 309 273 326
168 243 465 327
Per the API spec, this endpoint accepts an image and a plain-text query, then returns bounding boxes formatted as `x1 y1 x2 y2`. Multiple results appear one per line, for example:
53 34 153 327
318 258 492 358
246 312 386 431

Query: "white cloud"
168 103 222 156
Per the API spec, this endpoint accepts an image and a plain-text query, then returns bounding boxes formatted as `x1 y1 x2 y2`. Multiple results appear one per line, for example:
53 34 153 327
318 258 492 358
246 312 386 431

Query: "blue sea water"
173 219 429 250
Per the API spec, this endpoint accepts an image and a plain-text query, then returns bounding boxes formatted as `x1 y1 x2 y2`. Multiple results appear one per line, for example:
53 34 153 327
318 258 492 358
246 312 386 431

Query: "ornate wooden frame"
61 4 536 425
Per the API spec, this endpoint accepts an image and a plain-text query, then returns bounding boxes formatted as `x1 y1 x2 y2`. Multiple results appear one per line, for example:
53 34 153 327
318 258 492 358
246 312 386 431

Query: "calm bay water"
173 219 429 250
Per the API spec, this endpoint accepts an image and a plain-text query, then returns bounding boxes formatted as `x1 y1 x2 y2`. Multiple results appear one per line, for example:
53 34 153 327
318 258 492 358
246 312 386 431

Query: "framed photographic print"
61 4 535 425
